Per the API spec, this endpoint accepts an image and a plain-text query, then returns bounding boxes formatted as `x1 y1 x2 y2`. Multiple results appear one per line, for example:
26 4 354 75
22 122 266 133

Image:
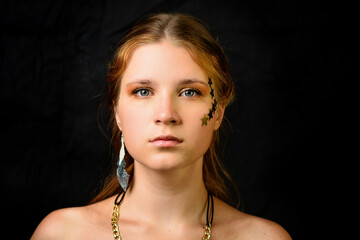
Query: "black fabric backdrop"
1 0 345 239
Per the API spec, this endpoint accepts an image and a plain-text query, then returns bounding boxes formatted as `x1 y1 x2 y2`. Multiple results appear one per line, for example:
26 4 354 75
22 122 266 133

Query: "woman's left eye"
180 89 200 97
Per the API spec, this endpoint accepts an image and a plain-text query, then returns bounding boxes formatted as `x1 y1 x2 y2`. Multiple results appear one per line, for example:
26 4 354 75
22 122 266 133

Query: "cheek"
116 103 152 150
181 107 215 151
185 124 214 164
120 108 145 129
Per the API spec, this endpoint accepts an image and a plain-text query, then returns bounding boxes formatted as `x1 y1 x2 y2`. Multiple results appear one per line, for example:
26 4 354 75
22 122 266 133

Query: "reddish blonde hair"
90 13 237 205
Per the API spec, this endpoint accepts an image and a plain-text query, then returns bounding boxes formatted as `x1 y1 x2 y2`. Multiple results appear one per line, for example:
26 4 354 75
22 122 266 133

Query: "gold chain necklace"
111 192 214 240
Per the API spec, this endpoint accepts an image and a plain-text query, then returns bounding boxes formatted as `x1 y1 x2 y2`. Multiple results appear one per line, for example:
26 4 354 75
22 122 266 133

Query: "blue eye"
184 90 195 97
180 89 200 97
133 88 151 97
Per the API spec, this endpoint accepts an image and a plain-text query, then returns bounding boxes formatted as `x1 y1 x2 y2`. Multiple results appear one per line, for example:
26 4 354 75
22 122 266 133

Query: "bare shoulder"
214 198 292 240
30 207 85 240
31 196 116 240
237 214 292 240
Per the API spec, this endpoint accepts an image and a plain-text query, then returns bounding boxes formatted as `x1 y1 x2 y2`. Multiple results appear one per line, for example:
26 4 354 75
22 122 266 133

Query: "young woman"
31 13 291 240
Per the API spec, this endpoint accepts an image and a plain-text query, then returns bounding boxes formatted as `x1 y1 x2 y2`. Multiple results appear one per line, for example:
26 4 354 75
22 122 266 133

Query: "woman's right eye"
133 88 152 97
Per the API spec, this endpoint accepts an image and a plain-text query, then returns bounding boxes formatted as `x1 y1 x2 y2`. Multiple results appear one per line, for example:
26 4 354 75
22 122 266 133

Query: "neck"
121 158 208 228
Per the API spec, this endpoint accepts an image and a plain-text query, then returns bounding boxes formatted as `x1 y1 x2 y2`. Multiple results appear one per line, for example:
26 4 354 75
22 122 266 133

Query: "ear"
113 103 123 131
213 104 225 131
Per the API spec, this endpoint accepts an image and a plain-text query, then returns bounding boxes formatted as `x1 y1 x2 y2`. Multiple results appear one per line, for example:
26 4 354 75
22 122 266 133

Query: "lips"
150 135 183 147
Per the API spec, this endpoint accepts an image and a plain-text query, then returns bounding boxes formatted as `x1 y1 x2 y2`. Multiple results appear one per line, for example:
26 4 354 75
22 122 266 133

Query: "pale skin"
31 39 292 240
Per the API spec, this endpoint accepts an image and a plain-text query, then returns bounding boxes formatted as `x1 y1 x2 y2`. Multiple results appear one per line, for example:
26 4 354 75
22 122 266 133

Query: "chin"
149 157 185 171
135 153 198 172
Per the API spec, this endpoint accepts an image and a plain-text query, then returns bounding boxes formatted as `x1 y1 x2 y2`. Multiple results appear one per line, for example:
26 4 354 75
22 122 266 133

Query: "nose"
154 93 181 125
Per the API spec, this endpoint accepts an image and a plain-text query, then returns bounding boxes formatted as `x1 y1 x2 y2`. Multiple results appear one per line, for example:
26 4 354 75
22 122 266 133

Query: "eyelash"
179 88 202 97
131 88 202 97
132 88 152 97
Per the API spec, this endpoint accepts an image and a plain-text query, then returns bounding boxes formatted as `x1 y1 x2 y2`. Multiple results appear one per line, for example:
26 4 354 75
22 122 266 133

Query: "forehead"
122 40 207 84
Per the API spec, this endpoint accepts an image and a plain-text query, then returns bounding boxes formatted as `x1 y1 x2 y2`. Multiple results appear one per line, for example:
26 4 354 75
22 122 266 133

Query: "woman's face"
115 40 224 171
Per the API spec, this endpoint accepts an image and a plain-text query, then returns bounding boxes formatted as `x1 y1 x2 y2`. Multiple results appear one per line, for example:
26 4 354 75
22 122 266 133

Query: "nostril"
154 99 181 124
155 114 180 125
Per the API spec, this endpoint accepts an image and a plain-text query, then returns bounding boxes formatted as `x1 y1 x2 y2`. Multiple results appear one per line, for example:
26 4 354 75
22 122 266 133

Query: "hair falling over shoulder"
89 13 240 207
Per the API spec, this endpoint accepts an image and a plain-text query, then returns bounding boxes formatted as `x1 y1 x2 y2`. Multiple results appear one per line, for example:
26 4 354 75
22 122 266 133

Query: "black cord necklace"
112 191 214 240
205 191 214 227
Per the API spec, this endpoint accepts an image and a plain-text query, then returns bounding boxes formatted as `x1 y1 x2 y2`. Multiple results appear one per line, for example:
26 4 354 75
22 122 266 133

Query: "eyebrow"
126 79 153 87
179 79 208 87
125 78 208 87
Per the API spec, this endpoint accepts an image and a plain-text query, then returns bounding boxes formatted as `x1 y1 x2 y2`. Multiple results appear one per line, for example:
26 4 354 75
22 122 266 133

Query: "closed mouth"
150 135 183 147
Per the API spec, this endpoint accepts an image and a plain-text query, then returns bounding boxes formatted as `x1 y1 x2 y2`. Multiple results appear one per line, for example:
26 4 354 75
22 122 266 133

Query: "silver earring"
117 134 129 191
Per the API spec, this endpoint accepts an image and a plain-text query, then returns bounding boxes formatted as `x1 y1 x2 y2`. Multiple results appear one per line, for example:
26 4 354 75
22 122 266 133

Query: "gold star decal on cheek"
201 114 209 126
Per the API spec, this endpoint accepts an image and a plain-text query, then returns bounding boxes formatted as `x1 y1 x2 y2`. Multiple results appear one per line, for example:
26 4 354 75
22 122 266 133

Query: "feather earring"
117 134 129 191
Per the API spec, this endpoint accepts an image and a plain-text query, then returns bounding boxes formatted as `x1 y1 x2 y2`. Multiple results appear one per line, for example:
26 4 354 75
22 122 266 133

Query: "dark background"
1 0 345 239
